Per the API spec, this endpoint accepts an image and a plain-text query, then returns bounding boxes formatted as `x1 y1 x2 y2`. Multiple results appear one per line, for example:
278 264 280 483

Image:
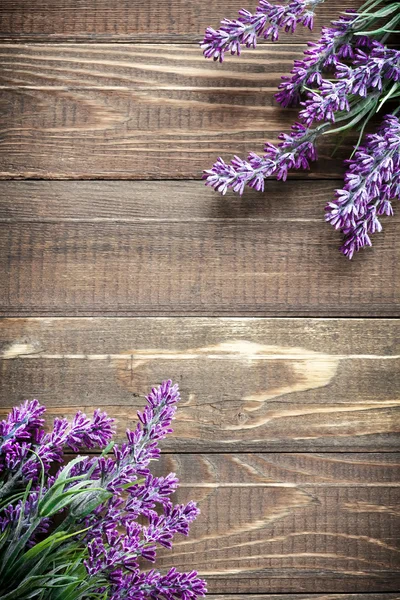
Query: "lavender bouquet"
0 381 207 600
201 0 400 258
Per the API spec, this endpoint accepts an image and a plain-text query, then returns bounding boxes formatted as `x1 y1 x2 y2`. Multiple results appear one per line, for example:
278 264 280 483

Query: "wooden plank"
0 44 360 179
0 318 398 451
140 454 400 591
0 0 356 43
0 181 399 316
0 179 370 221
205 597 400 600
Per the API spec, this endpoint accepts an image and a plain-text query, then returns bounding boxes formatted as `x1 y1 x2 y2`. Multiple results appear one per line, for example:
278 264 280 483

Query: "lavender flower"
0 400 45 458
335 43 400 95
201 0 325 62
124 473 180 517
0 383 207 600
0 405 115 486
87 380 181 496
275 12 361 107
326 114 400 258
0 491 51 546
110 568 207 600
282 41 400 125
204 121 321 194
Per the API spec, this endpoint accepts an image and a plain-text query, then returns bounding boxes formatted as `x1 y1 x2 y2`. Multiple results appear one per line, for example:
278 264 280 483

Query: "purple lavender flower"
26 409 114 477
125 473 180 517
0 490 51 546
109 568 207 600
205 121 322 194
326 114 400 258
0 382 207 600
0 398 114 490
334 43 400 97
143 501 200 551
275 12 360 107
201 0 324 62
202 0 400 258
0 400 45 456
299 79 350 126
276 15 399 111
125 379 180 471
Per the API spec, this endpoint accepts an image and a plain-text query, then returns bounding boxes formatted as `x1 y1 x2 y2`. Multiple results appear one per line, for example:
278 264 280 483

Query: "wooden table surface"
0 0 399 597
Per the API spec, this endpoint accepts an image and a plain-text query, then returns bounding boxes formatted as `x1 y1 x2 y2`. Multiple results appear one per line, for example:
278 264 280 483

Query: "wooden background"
0 0 399 597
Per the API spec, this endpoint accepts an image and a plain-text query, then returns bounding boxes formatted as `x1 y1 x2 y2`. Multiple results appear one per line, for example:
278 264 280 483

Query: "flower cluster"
0 397 114 483
299 43 400 126
326 114 400 258
0 382 207 600
275 11 369 108
202 0 400 257
201 0 325 61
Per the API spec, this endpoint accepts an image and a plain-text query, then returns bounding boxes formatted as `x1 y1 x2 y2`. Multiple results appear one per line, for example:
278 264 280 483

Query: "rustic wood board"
0 0 357 42
1 181 398 315
205 597 400 600
0 43 364 179
1 317 398 451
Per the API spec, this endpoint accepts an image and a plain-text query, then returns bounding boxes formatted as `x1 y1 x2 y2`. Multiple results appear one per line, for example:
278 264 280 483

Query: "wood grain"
205 597 400 600
1 0 399 596
1 317 398 451
0 44 361 179
141 454 400 591
1 181 399 316
0 0 357 43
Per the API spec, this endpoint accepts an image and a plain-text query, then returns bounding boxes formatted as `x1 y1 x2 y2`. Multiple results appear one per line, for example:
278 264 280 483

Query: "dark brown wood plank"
152 453 400 483
0 0 356 43
0 44 361 179
1 181 399 316
142 454 400 591
1 317 398 451
205 597 400 600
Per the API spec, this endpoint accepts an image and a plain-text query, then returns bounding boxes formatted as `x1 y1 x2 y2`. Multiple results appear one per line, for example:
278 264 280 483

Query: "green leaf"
0 491 26 511
355 10 400 34
377 82 400 111
119 478 145 490
70 489 113 519
15 478 33 537
0 514 41 581
37 456 89 514
40 486 111 518
100 441 115 456
323 97 378 137
39 479 91 517
21 527 89 561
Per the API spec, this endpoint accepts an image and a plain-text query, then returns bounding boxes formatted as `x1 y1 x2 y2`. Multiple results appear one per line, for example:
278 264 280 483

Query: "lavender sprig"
201 0 325 62
326 114 400 258
205 122 325 194
109 567 207 600
0 400 45 460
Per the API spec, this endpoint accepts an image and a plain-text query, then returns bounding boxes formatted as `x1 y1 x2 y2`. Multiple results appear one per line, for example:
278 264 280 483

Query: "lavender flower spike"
204 122 321 195
326 114 400 259
201 0 325 62
0 400 45 454
275 11 361 108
